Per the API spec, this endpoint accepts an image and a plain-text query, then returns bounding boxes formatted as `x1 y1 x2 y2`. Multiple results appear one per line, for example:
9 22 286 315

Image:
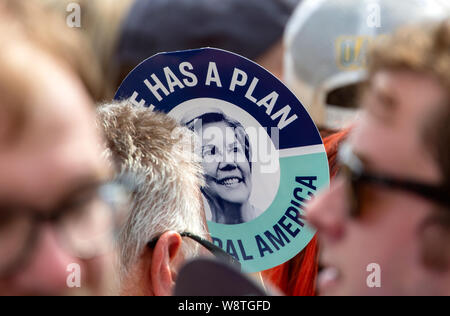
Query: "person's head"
18 0 103 101
183 111 253 209
0 0 114 295
97 101 209 296
308 19 450 296
284 0 448 133
36 0 135 99
115 0 300 86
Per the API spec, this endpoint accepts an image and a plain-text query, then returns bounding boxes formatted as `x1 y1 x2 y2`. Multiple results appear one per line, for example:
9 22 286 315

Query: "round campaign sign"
115 48 329 273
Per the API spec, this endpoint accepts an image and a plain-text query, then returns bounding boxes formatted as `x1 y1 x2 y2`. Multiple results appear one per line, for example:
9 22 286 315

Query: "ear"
150 231 183 296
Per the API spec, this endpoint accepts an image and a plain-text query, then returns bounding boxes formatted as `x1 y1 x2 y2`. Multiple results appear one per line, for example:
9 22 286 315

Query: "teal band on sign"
207 151 329 273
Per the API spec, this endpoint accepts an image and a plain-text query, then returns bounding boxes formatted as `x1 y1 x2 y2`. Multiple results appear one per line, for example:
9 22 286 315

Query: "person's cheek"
234 151 248 169
82 254 119 295
202 161 217 179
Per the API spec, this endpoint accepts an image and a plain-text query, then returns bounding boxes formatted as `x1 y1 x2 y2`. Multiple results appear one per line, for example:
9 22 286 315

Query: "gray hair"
96 100 207 278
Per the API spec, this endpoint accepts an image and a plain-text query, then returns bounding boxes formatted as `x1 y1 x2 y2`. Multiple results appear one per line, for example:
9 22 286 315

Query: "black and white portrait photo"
182 109 262 225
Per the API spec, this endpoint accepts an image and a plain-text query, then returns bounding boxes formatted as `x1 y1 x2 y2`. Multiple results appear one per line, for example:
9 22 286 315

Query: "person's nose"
15 225 80 294
306 178 348 243
218 161 238 171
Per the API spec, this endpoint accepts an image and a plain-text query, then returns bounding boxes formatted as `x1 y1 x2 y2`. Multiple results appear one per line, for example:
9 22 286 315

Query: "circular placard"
115 48 329 273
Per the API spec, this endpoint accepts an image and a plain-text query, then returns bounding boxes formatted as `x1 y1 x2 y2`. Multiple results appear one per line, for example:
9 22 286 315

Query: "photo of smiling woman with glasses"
182 109 263 225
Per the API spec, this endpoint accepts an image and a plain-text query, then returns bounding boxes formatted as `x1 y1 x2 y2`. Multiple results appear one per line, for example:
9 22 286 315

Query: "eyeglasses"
338 142 450 218
0 180 130 278
147 232 241 270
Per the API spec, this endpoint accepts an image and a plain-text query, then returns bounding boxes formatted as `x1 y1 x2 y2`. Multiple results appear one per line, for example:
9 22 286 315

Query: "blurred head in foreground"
284 0 448 133
97 101 209 296
115 0 300 86
308 19 450 296
0 0 118 295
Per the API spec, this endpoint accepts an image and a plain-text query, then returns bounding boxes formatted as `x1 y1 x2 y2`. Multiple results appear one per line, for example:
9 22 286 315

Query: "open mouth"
318 265 341 294
216 177 243 186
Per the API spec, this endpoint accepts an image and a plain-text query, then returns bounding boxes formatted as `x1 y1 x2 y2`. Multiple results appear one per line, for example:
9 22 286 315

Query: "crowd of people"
0 0 449 296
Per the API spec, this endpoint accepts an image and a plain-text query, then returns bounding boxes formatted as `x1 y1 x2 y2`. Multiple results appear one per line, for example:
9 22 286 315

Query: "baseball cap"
284 0 448 130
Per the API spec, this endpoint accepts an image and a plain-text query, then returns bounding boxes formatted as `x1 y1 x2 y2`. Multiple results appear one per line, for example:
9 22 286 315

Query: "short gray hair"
96 100 207 277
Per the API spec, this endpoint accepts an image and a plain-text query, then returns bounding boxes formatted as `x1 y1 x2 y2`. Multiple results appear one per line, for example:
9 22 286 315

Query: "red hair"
261 127 351 296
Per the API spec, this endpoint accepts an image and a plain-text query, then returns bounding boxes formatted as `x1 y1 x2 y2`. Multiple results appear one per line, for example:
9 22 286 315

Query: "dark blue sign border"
115 48 322 150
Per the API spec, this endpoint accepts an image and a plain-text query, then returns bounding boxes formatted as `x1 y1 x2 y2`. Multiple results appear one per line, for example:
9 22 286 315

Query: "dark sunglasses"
147 232 241 270
338 142 450 218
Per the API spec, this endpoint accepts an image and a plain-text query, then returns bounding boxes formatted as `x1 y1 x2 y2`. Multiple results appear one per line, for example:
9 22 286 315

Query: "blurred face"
308 70 446 295
0 49 111 295
201 121 252 205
